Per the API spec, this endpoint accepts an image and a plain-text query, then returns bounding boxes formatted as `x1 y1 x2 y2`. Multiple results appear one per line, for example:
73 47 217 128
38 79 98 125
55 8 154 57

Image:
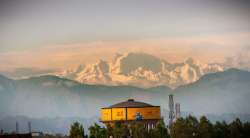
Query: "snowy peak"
58 53 224 88
111 52 163 75
75 60 111 84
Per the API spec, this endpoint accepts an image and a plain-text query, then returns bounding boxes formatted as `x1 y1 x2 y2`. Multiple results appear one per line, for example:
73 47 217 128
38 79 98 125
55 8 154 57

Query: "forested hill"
0 69 250 119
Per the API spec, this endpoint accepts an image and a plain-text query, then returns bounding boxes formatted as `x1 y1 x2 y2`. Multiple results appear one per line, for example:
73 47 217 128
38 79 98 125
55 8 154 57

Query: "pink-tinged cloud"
0 32 249 71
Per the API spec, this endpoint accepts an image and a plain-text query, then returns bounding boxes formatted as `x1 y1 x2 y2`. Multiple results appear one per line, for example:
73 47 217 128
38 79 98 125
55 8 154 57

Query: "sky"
0 0 250 72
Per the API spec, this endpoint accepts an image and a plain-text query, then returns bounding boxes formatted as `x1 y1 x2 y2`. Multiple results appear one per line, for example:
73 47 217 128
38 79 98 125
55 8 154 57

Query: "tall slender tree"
69 121 85 138
198 116 214 138
153 120 170 138
89 123 107 138
213 121 229 138
229 118 244 138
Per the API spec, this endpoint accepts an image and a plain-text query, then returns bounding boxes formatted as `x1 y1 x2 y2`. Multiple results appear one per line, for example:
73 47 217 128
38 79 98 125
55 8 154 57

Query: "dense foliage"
68 116 250 138
69 121 85 138
170 116 250 138
88 120 170 138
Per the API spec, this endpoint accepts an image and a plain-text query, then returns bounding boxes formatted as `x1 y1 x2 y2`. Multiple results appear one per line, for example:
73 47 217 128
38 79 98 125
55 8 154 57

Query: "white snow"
57 53 224 88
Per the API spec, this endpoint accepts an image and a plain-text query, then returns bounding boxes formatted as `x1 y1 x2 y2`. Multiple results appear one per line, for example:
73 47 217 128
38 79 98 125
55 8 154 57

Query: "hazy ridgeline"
0 68 250 134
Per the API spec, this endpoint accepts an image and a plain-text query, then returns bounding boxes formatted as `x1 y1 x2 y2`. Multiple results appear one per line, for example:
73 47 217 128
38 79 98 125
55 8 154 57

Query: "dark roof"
108 99 155 108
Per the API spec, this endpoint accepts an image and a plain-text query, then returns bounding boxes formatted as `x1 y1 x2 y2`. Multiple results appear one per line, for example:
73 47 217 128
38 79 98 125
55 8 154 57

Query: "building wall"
112 108 126 120
127 107 160 120
101 108 112 121
101 107 160 121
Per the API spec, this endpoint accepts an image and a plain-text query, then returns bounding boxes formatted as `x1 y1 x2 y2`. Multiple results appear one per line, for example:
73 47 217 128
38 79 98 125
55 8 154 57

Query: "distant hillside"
0 68 250 119
174 68 250 115
0 74 172 118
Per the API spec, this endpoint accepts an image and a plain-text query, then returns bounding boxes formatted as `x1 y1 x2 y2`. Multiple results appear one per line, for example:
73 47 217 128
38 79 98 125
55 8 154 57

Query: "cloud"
0 32 249 71
0 68 56 79
224 45 250 70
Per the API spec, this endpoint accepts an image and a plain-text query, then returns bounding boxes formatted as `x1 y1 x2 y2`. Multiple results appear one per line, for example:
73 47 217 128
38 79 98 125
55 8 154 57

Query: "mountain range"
56 53 224 88
1 68 250 119
0 51 249 131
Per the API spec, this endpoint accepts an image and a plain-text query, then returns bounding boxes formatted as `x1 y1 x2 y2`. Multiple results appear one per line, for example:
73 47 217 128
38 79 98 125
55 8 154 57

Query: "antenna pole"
28 121 31 133
169 94 174 127
16 121 19 134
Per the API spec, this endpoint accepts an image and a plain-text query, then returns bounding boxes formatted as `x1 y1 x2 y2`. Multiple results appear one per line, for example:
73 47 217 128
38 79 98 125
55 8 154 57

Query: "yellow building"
100 99 161 129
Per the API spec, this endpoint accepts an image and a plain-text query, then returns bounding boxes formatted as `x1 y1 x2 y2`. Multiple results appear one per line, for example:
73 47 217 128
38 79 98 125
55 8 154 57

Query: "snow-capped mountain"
56 53 224 88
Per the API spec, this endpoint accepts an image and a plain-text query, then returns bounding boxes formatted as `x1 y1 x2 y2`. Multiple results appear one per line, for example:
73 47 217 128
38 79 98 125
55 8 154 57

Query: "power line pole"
169 94 174 127
175 103 181 119
28 121 31 133
16 121 19 134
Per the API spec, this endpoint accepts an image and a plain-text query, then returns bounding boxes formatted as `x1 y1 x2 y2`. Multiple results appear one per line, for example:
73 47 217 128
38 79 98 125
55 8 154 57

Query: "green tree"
186 115 199 138
171 118 189 138
153 120 170 138
112 122 123 138
106 124 114 138
130 122 148 138
198 116 214 138
69 121 85 138
120 123 130 138
213 121 229 138
243 122 250 137
89 123 107 138
111 122 131 138
171 116 199 138
229 118 244 138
